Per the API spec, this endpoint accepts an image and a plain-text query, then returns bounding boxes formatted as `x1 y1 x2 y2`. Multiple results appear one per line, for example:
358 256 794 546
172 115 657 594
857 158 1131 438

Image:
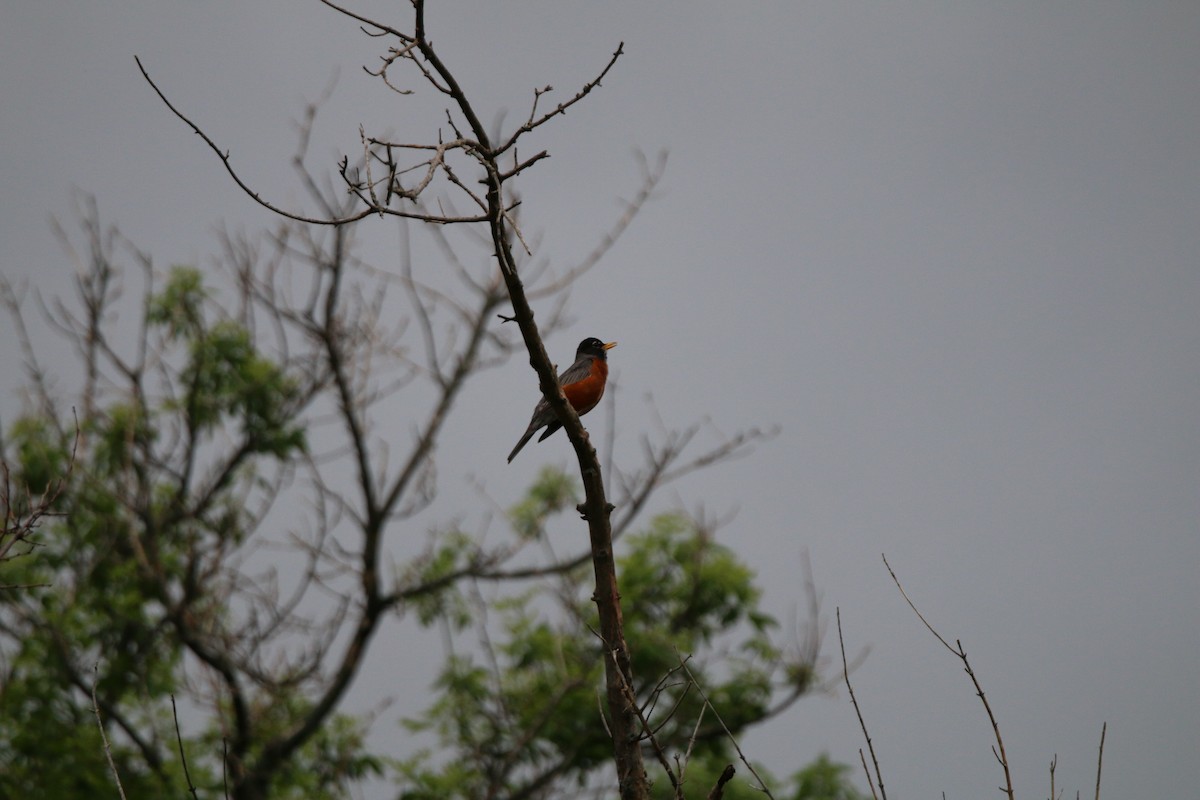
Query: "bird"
507 337 617 463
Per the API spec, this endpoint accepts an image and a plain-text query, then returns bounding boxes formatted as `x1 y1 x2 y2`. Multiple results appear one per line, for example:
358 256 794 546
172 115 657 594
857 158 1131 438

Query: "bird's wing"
556 355 594 387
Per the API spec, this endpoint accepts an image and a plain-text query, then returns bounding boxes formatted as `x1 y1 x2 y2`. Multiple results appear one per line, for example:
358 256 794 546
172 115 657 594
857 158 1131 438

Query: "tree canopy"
0 2 863 798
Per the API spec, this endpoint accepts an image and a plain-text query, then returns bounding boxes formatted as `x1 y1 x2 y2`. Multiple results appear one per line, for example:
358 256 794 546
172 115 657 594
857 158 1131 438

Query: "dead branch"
609 638 682 799
496 42 626 156
1093 721 1106 800
883 554 1014 800
837 608 885 800
171 695 201 800
676 655 777 800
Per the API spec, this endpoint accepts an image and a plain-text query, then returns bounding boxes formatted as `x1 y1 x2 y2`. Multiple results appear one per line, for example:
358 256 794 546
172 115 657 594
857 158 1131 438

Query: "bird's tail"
507 427 537 463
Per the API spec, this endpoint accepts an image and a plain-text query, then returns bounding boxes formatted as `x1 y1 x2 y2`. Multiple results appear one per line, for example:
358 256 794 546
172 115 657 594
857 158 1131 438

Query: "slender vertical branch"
883 555 1013 800
837 608 885 800
171 695 201 800
858 750 879 800
93 667 129 800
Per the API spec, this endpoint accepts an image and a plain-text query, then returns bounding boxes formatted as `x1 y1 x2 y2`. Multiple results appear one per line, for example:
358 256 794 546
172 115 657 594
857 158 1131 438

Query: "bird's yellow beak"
603 341 618 351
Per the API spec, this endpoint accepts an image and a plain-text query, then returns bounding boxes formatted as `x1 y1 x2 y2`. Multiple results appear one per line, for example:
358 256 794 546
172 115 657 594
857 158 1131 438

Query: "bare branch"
526 150 667 301
171 695 201 800
496 42 626 156
135 54 487 228
677 655 777 800
859 749 880 800
134 57 383 227
837 608 886 800
92 666 130 800
315 0 414 43
1094 721 1107 800
603 637 681 799
883 554 1013 800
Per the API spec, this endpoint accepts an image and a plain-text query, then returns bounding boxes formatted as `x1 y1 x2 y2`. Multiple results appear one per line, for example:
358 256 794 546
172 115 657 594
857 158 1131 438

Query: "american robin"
507 337 617 463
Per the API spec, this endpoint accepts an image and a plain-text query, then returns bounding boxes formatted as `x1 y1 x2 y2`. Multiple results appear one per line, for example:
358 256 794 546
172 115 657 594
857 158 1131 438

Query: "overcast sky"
3 2 1198 798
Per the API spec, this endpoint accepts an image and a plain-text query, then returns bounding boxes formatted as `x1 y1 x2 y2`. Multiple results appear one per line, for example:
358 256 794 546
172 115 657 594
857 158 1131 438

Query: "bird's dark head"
577 337 617 359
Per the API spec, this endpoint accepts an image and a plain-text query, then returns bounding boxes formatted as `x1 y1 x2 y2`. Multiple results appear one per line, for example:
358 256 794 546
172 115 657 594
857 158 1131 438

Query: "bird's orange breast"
561 358 608 416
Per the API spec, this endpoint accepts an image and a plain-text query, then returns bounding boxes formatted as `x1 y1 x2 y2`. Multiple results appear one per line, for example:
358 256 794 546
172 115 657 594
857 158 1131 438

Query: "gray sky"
3 2 1199 798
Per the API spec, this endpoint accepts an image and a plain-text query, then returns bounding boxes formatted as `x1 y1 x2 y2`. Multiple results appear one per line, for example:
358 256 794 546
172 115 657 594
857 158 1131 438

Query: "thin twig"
1094 722 1107 800
837 609 885 800
859 749 880 800
496 42 626 155
883 555 1014 800
134 57 485 227
315 0 413 41
92 666 129 800
677 655 776 800
171 695 200 799
134 57 378 227
526 150 667 301
599 636 682 799
680 689 707 781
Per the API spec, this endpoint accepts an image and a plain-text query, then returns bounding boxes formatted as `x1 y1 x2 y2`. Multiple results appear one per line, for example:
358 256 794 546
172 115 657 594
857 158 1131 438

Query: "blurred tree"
789 753 867 800
0 3 862 799
0 199 831 799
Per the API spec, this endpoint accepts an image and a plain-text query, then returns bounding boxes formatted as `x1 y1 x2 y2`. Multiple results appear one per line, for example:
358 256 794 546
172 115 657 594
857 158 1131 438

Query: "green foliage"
92 401 155 476
1 252 850 799
395 468 843 799
146 264 207 339
404 529 476 628
219 696 385 799
0 683 181 799
145 265 307 456
6 414 68 498
790 753 867 800
618 513 782 751
508 465 581 539
176 319 305 455
0 266 315 799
